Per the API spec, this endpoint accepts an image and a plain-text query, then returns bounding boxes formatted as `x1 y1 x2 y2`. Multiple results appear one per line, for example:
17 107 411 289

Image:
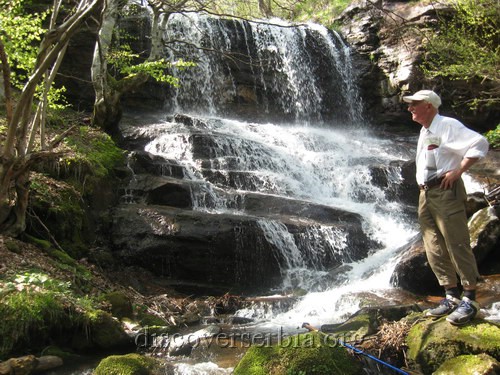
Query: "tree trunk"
0 161 29 236
0 39 12 123
91 0 123 131
258 0 273 17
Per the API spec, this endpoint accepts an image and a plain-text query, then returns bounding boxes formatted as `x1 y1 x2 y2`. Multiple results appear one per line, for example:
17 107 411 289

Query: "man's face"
407 100 434 127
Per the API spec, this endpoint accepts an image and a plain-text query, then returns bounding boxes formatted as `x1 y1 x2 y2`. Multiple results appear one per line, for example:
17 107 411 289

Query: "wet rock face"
110 114 386 294
390 235 441 295
109 197 376 294
336 0 498 131
110 204 284 293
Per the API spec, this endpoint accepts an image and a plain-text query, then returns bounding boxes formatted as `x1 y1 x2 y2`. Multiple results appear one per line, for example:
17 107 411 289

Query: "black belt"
419 177 443 191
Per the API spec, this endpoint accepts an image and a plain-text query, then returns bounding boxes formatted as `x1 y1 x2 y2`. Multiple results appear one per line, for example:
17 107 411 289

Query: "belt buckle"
423 184 429 191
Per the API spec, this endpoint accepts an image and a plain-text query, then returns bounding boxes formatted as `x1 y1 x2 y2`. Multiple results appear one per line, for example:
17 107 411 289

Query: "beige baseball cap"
403 90 442 108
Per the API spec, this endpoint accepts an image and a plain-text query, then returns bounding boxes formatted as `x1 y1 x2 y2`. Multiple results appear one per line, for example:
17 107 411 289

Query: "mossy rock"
326 312 373 339
0 288 74 359
101 291 134 319
406 316 500 374
434 353 500 375
136 310 169 327
41 346 80 361
27 173 89 259
93 353 159 375
87 310 132 349
4 238 22 254
233 332 362 375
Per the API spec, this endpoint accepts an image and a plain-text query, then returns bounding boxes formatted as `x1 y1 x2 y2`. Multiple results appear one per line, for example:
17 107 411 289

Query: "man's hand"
441 169 462 189
440 157 479 189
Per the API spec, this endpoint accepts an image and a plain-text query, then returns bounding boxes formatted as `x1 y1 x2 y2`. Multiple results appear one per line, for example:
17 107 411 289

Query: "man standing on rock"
403 90 489 325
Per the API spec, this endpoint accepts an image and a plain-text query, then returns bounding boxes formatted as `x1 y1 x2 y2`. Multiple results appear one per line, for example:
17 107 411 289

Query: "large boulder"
406 317 500 374
391 205 500 295
390 235 441 295
233 331 362 375
469 206 500 264
110 201 376 294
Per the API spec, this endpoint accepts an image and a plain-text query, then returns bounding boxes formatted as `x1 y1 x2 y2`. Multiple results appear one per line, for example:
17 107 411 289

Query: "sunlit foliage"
422 0 500 110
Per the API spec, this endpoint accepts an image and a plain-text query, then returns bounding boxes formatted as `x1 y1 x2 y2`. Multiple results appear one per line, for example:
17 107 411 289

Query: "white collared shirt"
416 114 489 185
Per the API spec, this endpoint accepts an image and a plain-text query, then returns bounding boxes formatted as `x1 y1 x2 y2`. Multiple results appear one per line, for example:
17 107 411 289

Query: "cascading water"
120 11 422 374
139 116 418 308
161 13 363 124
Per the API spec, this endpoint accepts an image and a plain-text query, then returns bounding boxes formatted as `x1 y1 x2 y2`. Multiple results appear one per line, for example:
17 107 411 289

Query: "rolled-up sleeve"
444 117 490 159
464 135 489 159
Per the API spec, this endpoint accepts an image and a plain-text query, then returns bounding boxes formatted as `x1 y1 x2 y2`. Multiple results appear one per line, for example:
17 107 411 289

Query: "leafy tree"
485 124 500 149
291 0 350 26
208 0 350 22
0 0 48 89
0 0 100 236
422 0 500 110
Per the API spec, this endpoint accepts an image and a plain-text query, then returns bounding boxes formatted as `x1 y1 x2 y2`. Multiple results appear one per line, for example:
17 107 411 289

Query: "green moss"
93 353 159 375
234 332 361 375
25 115 125 258
136 306 169 327
4 238 22 253
406 316 500 373
328 313 372 339
434 353 500 375
0 271 109 359
234 346 279 375
0 289 70 359
27 173 88 258
85 310 128 349
317 310 377 341
23 234 53 250
41 346 80 360
30 173 83 214
23 234 92 287
63 126 125 187
138 314 169 327
100 291 133 319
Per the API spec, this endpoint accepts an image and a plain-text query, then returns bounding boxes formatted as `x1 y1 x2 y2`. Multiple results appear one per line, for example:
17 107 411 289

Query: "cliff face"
337 0 498 132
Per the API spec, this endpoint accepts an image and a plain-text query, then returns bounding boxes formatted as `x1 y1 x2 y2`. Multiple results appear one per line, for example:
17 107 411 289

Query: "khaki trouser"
418 178 479 287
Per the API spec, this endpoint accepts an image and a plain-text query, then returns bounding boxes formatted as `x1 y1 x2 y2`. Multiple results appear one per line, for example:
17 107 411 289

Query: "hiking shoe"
425 296 461 317
446 297 480 325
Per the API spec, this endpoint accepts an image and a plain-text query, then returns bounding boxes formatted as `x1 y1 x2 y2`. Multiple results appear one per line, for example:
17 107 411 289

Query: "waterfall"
121 10 419 332
160 13 364 124
133 115 418 295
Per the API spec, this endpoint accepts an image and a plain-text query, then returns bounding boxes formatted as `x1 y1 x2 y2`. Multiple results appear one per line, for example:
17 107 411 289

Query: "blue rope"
301 323 409 375
338 340 410 375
